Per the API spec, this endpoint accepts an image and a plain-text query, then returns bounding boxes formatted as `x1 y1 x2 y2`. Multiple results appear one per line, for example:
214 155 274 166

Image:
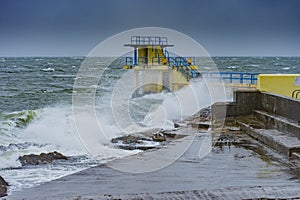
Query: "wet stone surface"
0 175 8 197
18 151 68 166
111 128 187 151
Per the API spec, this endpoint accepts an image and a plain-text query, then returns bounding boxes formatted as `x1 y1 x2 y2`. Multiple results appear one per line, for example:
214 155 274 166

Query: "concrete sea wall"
212 90 300 122
212 90 300 157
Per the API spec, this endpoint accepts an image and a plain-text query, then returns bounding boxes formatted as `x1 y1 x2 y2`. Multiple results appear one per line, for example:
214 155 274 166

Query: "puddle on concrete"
210 131 300 184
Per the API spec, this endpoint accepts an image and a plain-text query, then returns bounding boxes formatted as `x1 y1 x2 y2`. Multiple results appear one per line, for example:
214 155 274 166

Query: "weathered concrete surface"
8 129 300 200
261 92 300 123
212 90 300 157
212 90 300 122
238 121 300 156
212 102 233 123
212 90 261 122
254 109 300 139
80 185 300 200
233 89 262 115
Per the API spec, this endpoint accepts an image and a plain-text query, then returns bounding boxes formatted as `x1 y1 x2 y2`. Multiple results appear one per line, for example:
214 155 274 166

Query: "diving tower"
123 36 200 96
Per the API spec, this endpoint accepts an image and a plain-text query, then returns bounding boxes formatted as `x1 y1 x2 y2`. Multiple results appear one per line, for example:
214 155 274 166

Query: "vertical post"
240 73 243 84
134 47 137 65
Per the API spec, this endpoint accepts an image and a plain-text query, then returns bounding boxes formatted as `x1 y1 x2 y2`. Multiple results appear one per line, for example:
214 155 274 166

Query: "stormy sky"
0 0 300 56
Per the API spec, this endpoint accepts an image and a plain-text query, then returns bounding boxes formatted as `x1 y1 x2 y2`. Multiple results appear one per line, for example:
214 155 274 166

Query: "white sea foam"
0 104 141 194
143 79 224 128
227 66 238 69
22 106 86 156
0 104 139 170
42 67 55 72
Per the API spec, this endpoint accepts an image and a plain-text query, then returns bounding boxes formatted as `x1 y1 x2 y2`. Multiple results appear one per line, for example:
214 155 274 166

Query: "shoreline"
8 117 300 199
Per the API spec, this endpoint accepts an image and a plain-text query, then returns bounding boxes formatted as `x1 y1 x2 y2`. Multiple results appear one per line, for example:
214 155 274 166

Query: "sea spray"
0 105 140 193
143 79 223 128
23 106 86 156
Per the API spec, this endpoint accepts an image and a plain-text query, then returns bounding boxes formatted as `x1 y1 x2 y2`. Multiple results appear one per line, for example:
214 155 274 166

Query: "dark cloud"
0 0 299 56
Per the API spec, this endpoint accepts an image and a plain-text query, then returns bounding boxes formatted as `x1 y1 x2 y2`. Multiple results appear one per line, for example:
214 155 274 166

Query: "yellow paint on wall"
257 74 300 98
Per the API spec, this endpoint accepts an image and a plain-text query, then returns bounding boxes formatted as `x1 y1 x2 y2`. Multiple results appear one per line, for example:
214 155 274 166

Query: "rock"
111 131 169 151
18 151 68 166
174 123 180 128
184 107 211 125
111 134 156 151
234 153 248 159
161 132 176 138
191 107 211 121
226 126 241 131
173 122 187 128
190 122 211 130
114 145 156 151
0 176 8 197
111 129 187 151
152 133 166 142
111 134 151 144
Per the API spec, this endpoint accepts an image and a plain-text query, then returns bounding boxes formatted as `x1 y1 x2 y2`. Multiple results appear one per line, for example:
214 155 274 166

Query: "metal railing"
124 55 199 80
130 36 168 46
292 90 300 99
201 72 259 84
152 56 166 64
125 57 258 84
125 57 133 65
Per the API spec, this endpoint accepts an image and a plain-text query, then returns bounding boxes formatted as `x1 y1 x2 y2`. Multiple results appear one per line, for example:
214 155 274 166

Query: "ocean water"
0 56 300 194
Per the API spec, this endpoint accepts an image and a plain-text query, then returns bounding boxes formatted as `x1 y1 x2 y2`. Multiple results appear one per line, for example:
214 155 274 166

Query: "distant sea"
0 56 299 194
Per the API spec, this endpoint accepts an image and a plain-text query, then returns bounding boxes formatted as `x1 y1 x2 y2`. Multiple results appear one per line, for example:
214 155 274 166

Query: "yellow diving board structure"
122 36 300 100
123 36 200 97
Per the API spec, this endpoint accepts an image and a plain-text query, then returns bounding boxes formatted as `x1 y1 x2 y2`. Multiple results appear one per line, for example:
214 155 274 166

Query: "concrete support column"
158 71 163 92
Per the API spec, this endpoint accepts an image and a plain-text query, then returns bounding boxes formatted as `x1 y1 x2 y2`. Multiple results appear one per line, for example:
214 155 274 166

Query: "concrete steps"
238 121 300 157
237 109 300 157
253 109 300 139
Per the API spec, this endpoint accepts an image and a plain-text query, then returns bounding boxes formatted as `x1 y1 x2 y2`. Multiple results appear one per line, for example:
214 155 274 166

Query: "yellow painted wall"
130 46 190 93
133 67 189 93
141 70 163 93
257 74 300 98
138 48 146 65
147 46 165 64
148 46 154 64
171 70 189 91
136 46 166 65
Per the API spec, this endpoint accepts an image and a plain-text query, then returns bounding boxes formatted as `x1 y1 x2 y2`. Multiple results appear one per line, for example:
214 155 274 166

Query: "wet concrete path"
9 130 300 199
